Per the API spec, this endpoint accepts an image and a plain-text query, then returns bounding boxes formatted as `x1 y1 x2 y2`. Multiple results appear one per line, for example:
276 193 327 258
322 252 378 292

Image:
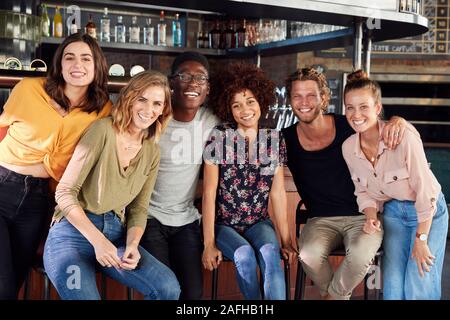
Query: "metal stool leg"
127 287 134 300
376 255 383 300
259 268 264 300
23 269 31 300
294 261 306 300
101 273 107 300
43 272 50 300
211 268 218 300
284 261 290 300
364 273 369 300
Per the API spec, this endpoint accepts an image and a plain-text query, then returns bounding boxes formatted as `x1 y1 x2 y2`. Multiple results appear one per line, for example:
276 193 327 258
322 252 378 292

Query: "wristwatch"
416 232 428 242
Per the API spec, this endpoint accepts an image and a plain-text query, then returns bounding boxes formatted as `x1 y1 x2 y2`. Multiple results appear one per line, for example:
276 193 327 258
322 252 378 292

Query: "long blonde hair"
112 70 172 142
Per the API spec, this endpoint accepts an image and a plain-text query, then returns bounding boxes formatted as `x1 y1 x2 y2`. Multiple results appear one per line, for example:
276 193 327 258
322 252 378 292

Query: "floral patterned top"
204 123 287 234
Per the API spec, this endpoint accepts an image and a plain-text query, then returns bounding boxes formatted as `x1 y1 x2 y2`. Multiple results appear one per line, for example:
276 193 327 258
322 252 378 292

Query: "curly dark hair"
210 62 276 123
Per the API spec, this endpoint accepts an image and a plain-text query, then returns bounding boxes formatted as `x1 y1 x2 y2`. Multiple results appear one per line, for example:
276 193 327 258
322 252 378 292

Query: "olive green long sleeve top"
54 117 160 230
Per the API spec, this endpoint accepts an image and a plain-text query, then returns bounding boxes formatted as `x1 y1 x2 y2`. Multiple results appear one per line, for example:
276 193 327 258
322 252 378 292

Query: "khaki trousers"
297 215 383 300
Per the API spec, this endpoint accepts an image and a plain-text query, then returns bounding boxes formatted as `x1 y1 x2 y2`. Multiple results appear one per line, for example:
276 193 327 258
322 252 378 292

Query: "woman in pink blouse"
341 70 448 300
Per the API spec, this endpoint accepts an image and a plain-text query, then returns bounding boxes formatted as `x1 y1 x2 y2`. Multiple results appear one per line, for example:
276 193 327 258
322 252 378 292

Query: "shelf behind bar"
0 70 129 92
382 97 450 106
40 37 226 56
372 74 450 83
41 29 354 58
227 28 354 57
123 0 429 42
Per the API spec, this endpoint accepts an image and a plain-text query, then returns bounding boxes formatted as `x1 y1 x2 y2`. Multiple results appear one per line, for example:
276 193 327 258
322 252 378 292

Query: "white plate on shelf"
108 64 125 76
130 65 145 77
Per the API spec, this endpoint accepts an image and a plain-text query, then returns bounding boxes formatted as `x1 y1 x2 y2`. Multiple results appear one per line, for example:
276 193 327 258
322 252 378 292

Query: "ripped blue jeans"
215 219 285 300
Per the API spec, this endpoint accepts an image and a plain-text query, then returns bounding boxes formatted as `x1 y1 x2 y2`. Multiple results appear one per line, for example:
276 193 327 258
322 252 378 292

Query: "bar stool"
294 200 383 300
211 255 291 300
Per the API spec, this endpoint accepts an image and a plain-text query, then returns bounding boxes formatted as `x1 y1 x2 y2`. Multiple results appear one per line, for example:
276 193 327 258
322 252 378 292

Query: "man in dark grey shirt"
282 67 406 299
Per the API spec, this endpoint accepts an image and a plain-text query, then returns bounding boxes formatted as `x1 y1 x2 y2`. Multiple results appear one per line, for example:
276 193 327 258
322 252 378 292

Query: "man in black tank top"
282 67 406 300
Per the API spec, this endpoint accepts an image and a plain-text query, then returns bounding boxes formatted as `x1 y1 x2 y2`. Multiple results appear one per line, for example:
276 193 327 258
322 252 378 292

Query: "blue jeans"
215 219 285 300
43 211 180 300
383 192 448 300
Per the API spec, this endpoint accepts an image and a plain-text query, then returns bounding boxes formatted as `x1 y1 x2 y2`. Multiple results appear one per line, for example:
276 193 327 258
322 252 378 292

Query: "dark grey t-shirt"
282 114 360 218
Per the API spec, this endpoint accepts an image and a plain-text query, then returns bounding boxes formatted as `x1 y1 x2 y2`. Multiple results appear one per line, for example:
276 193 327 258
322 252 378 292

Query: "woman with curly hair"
43 70 180 300
202 62 297 300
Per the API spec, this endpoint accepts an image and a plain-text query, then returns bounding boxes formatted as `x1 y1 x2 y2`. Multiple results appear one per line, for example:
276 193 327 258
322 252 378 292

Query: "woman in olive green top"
43 70 180 300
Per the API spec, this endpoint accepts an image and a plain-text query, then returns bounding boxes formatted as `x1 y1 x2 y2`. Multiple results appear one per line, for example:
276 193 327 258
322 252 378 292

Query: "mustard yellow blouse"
0 77 112 182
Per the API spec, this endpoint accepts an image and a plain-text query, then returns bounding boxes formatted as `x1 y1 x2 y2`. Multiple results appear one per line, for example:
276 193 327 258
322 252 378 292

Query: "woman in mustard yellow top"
0 33 111 299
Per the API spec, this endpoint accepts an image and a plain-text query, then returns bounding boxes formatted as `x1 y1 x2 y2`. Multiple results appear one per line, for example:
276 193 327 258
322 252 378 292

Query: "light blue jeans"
383 192 448 300
215 219 286 300
43 211 180 300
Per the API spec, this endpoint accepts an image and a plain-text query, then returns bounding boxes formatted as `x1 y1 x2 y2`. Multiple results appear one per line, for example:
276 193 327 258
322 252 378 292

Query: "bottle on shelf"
172 13 182 47
157 10 167 46
196 31 203 49
69 18 78 35
85 14 97 39
41 4 50 37
129 16 140 43
114 15 126 43
225 20 235 49
235 19 246 48
53 6 63 38
143 18 154 45
202 29 209 49
200 22 210 49
219 21 226 49
100 7 110 42
209 20 221 49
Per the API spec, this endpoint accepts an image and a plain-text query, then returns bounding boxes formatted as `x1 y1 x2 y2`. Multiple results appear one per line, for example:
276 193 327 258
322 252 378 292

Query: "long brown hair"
45 33 109 113
112 70 172 142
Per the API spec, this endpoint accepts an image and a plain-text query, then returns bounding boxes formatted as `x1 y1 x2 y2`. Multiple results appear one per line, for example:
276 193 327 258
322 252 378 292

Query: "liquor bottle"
129 16 140 43
157 11 167 46
157 10 167 46
172 13 182 47
85 14 97 39
53 6 63 38
100 7 110 42
143 18 154 45
219 21 226 49
225 20 235 49
196 31 203 49
41 4 50 37
202 30 209 49
235 19 246 48
209 20 221 49
114 16 126 43
69 18 78 35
